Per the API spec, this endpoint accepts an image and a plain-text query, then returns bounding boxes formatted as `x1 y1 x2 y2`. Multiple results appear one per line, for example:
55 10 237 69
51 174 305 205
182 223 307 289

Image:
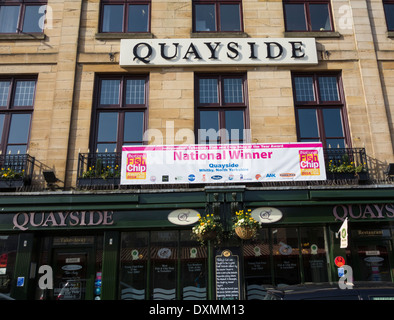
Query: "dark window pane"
0 6 20 33
223 78 243 103
8 114 30 144
128 5 149 32
199 78 218 104
6 145 27 154
199 110 219 143
384 4 394 31
297 109 319 138
100 80 120 105
195 4 216 31
326 138 345 149
294 77 315 101
97 112 118 142
323 108 344 137
284 4 307 31
13 81 35 106
318 77 339 101
102 5 123 32
225 110 244 143
124 112 144 143
125 79 145 104
220 4 241 31
309 4 332 31
23 5 44 33
0 81 10 106
96 143 117 153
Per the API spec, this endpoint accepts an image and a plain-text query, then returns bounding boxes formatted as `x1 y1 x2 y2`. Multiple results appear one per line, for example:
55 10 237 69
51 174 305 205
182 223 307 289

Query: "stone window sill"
284 31 341 38
0 33 46 40
387 31 394 38
191 32 249 38
95 33 154 40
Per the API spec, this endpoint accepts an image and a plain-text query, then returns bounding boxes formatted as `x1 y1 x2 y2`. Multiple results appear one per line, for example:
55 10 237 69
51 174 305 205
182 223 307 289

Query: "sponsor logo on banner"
299 150 320 176
126 153 147 180
121 143 326 185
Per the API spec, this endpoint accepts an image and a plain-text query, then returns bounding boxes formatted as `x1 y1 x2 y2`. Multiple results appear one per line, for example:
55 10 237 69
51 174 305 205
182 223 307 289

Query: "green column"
101 231 120 300
11 233 34 300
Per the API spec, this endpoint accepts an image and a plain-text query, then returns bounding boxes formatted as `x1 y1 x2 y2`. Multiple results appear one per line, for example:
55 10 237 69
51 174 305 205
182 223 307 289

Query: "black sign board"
215 249 240 300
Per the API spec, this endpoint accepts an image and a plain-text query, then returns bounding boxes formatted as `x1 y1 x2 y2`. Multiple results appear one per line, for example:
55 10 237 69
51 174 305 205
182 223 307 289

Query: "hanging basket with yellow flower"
233 209 261 240
192 213 223 245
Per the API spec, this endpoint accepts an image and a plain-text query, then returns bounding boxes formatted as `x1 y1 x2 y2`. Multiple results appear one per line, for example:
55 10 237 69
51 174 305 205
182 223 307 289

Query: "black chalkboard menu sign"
215 249 240 300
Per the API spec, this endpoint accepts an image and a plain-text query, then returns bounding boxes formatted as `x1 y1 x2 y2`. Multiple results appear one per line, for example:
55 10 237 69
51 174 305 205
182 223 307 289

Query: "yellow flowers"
233 209 260 229
0 167 24 180
192 213 223 237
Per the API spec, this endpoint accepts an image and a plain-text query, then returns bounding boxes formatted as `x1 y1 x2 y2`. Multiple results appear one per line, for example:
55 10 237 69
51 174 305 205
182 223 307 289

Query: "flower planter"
326 172 368 182
197 230 217 241
235 226 257 240
0 179 25 189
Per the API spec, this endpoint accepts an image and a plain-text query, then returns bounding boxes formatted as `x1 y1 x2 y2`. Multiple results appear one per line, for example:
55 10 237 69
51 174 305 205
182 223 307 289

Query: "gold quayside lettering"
12 210 114 231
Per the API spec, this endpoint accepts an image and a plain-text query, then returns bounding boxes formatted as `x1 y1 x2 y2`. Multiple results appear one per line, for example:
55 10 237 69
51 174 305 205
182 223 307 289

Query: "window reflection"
128 5 149 32
310 4 331 31
23 6 45 33
119 232 149 300
195 4 216 31
220 4 241 31
300 227 329 283
272 228 301 286
284 4 307 31
0 6 20 33
102 5 123 32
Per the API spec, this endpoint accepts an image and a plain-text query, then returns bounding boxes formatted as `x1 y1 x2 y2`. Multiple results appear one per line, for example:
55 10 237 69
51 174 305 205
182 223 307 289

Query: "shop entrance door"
353 240 394 282
53 249 93 300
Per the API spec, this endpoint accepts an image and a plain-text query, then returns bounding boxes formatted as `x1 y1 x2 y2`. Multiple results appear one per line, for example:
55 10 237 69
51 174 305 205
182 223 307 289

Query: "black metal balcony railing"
323 148 369 181
77 148 370 188
0 154 35 188
77 152 121 187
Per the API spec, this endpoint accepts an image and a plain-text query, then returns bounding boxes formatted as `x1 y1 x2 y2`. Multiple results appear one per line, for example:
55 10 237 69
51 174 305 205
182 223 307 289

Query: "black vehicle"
264 282 394 300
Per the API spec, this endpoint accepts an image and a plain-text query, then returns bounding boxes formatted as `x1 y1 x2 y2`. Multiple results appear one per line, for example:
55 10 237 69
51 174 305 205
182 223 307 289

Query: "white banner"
121 142 326 185
120 38 318 67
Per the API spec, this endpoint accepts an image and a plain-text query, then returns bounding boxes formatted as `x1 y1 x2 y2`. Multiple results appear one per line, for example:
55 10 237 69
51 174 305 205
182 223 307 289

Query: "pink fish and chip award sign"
121 142 326 185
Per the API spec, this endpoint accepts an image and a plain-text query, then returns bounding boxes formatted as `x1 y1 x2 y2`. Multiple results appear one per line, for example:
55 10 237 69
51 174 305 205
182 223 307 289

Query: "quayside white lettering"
333 204 394 221
13 210 114 231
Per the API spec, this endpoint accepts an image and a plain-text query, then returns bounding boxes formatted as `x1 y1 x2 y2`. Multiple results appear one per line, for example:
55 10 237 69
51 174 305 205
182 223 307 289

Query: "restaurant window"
292 73 349 148
193 0 243 32
0 0 46 34
243 229 273 300
100 0 150 33
195 74 248 144
283 0 333 32
272 228 301 286
384 0 394 31
119 230 207 300
92 75 148 153
0 77 35 155
0 234 18 298
300 227 329 282
119 231 149 299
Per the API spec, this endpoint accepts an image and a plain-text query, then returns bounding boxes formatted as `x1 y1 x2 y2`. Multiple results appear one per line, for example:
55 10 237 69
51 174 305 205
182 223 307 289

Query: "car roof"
266 282 394 300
